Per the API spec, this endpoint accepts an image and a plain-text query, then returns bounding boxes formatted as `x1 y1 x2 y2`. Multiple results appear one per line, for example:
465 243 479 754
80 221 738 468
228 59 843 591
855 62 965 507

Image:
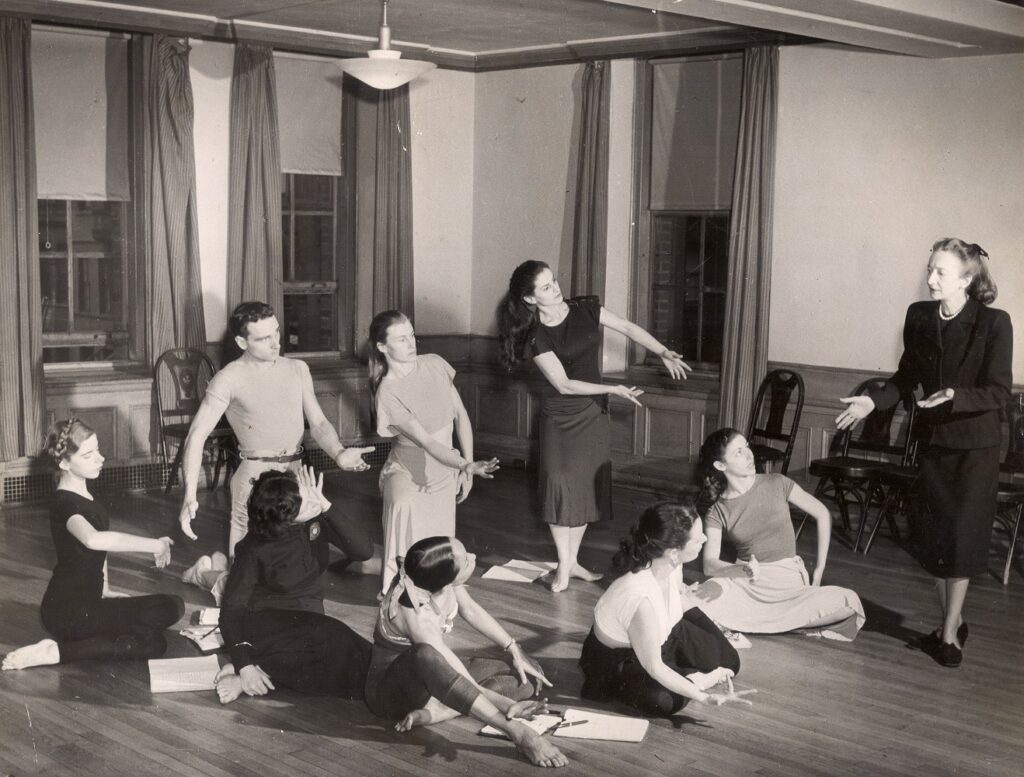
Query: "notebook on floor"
148 655 221 693
479 708 648 742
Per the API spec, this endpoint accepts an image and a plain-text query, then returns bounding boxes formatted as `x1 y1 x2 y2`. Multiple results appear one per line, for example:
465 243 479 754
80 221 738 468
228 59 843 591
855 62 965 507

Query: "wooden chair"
859 400 921 554
153 348 237 494
746 369 805 476
994 392 1024 585
807 378 913 551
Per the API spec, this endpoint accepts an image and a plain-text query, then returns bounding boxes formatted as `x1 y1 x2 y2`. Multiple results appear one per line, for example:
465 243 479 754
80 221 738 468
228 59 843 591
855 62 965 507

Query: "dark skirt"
538 397 612 527
914 444 1000 578
578 608 739 716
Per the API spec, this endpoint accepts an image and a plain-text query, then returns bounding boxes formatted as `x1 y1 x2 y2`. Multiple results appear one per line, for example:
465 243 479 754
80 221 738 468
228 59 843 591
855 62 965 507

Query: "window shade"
32 27 129 201
650 57 742 211
274 52 344 176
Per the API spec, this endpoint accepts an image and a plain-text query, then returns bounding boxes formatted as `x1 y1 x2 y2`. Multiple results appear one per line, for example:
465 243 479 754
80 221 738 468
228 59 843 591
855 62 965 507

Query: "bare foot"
508 723 568 768
395 707 432 732
546 572 569 594
569 564 603 582
215 664 243 704
3 639 60 670
182 555 213 587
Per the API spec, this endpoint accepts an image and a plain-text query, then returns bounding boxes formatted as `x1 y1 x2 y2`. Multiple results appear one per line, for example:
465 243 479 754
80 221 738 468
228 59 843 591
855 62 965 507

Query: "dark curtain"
717 46 778 430
570 61 610 298
136 35 207 359
0 18 45 461
372 85 415 317
227 44 282 315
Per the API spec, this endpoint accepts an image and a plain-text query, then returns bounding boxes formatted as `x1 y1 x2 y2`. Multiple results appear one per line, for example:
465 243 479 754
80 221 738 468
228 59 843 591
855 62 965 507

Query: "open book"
480 708 649 742
480 559 557 583
148 655 221 693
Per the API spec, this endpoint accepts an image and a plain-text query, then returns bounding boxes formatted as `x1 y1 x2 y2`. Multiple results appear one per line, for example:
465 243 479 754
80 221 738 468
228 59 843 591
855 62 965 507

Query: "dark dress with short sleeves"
527 296 612 526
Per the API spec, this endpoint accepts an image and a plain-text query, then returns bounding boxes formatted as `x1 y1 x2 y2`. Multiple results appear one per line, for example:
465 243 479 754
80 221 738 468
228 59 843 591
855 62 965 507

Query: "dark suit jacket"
868 299 1013 449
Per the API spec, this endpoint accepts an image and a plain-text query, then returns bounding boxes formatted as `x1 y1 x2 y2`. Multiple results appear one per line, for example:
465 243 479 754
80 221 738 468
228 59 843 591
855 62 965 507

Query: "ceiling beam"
602 0 1024 57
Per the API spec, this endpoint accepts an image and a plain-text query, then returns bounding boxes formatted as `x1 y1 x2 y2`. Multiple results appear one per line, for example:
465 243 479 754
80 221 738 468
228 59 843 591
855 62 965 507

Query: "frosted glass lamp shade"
336 49 435 90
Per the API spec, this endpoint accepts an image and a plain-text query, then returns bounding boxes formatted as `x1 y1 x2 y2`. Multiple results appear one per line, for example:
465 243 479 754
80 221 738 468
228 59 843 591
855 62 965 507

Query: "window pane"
704 216 730 289
39 199 67 253
293 215 335 281
701 291 726 364
293 174 332 211
283 293 338 352
72 201 123 332
41 254 69 333
280 173 290 209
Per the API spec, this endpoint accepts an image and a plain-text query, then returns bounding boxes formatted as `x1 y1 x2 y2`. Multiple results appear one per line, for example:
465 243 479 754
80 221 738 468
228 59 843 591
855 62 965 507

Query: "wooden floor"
1 467 1023 777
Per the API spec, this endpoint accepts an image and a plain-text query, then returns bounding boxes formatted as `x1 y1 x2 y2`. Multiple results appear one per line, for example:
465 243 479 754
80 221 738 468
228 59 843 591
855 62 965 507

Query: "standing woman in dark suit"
836 238 1013 667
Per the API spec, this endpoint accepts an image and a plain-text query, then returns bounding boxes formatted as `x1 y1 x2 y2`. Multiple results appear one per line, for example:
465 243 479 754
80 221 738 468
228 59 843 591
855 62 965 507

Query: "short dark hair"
229 301 275 339
247 470 302 540
404 536 459 593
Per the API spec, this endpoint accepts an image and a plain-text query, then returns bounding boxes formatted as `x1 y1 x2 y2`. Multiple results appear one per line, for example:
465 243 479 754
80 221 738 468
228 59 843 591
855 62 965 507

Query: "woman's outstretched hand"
835 395 875 429
742 554 760 582
464 458 500 479
153 537 173 568
610 385 645 407
917 388 954 409
660 349 692 380
509 643 553 694
506 698 550 720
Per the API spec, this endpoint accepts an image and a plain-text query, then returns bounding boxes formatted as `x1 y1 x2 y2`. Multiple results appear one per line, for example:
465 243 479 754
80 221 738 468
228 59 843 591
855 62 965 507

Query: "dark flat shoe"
917 622 968 650
936 642 963 668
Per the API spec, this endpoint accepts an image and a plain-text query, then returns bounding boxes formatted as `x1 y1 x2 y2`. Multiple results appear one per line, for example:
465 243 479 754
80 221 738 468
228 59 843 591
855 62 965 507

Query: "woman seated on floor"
214 467 375 703
3 418 183 672
579 501 754 715
364 535 568 768
693 428 865 641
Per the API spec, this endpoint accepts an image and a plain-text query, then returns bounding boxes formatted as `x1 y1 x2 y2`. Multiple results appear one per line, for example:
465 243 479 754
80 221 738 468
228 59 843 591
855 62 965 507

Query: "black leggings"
40 589 184 664
580 607 740 716
243 608 372 698
364 642 532 719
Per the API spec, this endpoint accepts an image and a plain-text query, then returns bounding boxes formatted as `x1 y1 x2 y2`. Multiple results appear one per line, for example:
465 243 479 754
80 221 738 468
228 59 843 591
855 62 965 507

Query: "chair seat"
875 464 919 486
809 456 887 480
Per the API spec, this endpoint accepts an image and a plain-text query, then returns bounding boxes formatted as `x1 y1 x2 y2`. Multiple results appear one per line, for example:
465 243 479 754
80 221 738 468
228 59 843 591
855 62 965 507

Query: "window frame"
629 52 742 379
279 82 357 359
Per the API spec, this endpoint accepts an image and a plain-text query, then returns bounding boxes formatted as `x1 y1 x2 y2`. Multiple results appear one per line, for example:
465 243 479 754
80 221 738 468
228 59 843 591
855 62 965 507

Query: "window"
648 212 729 366
633 54 742 371
277 75 357 357
39 200 130 364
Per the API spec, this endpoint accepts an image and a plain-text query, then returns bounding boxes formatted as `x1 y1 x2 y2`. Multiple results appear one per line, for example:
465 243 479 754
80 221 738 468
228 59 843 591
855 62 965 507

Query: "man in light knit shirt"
177 301 374 557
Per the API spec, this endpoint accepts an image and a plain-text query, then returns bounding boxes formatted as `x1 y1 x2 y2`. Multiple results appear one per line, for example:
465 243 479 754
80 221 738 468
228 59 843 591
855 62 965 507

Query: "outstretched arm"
451 387 477 503
67 515 172 567
599 307 691 379
178 394 228 539
533 352 645 407
299 364 373 471
788 483 831 585
456 586 552 694
390 415 499 478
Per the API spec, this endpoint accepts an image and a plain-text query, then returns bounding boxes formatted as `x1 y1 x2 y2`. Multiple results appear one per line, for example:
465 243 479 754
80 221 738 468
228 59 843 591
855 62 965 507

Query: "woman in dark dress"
3 419 183 671
836 238 1012 667
214 467 375 702
498 261 690 592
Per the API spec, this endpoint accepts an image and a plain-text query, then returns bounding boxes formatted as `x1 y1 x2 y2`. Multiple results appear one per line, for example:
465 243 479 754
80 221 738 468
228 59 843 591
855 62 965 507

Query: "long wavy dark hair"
247 470 303 540
696 427 743 517
367 310 410 400
496 260 549 370
611 501 699 576
931 237 997 305
42 418 95 470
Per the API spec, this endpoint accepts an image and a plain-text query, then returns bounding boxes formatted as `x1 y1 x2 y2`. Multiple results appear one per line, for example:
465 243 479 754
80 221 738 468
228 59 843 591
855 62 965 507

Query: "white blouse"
593 566 684 648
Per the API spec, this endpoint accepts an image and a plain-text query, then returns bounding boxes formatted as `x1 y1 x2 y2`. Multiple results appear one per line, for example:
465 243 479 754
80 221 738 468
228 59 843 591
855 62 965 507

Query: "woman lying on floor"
693 428 865 641
579 501 754 715
364 536 568 768
3 418 183 671
214 467 375 703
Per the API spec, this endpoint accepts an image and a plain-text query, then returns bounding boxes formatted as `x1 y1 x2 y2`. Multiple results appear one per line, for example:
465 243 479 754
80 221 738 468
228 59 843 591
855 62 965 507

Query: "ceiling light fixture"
336 0 436 90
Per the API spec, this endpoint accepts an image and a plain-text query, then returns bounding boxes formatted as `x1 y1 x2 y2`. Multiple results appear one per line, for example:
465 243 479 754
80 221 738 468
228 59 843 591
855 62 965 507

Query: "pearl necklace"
939 298 967 321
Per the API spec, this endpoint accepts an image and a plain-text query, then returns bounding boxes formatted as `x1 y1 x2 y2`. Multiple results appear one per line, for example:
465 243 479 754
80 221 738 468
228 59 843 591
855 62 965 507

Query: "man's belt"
239 446 304 463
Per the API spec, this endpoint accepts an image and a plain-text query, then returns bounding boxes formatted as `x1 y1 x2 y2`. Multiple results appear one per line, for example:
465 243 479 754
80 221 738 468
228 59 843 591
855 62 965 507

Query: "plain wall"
771 45 1024 381
470 64 581 334
189 39 233 342
408 69 476 335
